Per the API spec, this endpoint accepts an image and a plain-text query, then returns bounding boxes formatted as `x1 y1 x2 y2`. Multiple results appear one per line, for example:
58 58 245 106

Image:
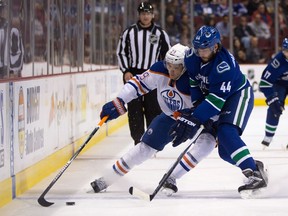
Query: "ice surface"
1 107 288 216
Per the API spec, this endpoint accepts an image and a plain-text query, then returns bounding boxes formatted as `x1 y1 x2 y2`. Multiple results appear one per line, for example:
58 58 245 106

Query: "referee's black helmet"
137 2 153 13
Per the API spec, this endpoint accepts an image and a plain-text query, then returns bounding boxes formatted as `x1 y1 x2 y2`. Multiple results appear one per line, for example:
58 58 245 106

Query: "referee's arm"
116 29 131 73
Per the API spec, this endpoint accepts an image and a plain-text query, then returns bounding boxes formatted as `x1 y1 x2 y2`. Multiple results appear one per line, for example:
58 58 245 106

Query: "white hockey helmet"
165 43 189 65
165 43 189 79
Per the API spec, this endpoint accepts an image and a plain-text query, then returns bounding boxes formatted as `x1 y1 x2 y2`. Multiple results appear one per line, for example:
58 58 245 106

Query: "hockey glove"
100 97 127 122
169 109 201 147
266 95 284 118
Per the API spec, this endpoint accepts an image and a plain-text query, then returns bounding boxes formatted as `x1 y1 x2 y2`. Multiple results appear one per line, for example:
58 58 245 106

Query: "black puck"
66 201 75 206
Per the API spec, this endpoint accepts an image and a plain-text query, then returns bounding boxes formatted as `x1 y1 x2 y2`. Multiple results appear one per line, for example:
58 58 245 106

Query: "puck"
66 201 75 206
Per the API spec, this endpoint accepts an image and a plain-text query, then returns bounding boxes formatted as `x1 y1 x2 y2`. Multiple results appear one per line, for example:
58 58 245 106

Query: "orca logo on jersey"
217 61 230 73
161 89 183 111
149 34 158 44
178 116 196 126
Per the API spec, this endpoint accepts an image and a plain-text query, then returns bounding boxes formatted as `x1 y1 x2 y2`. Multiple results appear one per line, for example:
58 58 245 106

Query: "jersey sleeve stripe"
130 77 147 94
189 77 198 87
205 93 225 111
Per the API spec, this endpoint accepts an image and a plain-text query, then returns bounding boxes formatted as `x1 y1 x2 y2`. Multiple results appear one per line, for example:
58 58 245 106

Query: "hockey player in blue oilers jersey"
259 38 288 148
168 26 268 198
89 44 217 195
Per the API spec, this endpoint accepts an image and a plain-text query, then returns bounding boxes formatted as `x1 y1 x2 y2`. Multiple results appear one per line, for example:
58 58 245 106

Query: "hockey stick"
38 116 108 207
129 125 204 201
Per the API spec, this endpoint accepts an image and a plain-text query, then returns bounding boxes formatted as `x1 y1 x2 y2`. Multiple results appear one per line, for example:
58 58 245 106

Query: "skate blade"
86 188 107 194
239 188 266 199
161 188 175 197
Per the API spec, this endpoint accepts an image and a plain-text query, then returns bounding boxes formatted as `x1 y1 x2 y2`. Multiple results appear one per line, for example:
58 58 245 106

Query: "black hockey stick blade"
37 116 108 207
129 126 204 201
38 196 54 207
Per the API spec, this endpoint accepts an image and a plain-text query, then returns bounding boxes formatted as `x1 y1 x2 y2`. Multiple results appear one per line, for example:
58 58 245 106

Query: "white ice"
1 106 288 216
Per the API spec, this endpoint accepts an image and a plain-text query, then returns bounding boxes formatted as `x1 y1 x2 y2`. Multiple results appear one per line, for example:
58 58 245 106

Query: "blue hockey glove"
266 95 284 118
100 97 127 122
169 110 201 147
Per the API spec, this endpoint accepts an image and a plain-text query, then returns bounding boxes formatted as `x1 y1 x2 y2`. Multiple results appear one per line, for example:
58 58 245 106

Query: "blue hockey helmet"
192 26 221 50
282 38 288 50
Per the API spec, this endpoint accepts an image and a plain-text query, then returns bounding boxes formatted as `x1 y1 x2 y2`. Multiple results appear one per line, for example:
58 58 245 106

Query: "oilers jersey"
259 51 288 98
117 61 202 117
184 47 250 123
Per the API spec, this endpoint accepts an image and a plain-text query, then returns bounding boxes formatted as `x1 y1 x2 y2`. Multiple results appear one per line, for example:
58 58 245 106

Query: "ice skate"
90 177 108 193
238 160 268 199
161 176 178 196
261 136 272 148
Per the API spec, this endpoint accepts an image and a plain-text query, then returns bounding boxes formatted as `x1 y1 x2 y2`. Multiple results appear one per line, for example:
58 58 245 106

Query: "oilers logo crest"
161 89 183 111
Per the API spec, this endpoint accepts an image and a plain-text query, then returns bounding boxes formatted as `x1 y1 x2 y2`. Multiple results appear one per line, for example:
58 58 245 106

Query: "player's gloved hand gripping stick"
38 116 108 207
266 94 284 118
129 110 204 201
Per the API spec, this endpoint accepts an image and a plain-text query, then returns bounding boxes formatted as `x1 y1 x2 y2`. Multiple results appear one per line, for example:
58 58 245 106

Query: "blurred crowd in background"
0 0 287 79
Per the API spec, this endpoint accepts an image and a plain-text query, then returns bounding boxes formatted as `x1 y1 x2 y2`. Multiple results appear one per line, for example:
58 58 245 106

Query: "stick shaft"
129 126 204 201
38 116 108 207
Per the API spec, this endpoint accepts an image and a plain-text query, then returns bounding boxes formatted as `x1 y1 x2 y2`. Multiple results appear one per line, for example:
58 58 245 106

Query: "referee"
116 2 171 145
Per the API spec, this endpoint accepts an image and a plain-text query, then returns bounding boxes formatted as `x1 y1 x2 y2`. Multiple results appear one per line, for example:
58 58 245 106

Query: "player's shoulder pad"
150 61 169 76
185 48 194 58
184 48 196 68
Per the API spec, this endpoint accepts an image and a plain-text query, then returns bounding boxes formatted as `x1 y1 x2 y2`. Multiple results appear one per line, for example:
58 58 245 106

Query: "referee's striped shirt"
116 21 171 73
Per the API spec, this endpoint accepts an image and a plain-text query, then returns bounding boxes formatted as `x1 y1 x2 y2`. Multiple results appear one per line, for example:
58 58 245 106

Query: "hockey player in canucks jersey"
259 38 288 148
169 26 268 198
89 44 216 195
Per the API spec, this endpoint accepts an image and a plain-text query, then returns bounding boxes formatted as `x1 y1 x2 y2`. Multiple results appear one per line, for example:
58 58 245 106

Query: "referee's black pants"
127 89 161 145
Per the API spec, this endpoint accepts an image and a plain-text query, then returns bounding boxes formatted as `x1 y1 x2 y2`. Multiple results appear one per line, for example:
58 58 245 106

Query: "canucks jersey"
117 61 202 117
184 47 249 123
259 51 288 98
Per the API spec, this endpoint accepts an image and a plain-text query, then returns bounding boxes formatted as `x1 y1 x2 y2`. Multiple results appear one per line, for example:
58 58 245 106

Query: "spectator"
165 0 179 19
204 15 216 27
246 37 266 63
236 49 248 64
280 0 288 21
165 13 180 45
34 2 46 60
233 37 247 63
10 17 24 77
246 0 261 16
215 0 229 17
233 0 249 16
215 15 230 38
252 2 273 28
248 12 271 39
278 4 288 33
194 0 217 16
179 13 191 46
180 25 190 46
234 15 256 50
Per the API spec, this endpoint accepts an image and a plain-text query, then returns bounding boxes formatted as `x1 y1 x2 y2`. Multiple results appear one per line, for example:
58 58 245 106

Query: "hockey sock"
171 133 216 179
113 142 157 176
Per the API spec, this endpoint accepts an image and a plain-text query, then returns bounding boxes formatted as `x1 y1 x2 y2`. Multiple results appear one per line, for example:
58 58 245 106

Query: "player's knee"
217 124 239 143
133 142 157 165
